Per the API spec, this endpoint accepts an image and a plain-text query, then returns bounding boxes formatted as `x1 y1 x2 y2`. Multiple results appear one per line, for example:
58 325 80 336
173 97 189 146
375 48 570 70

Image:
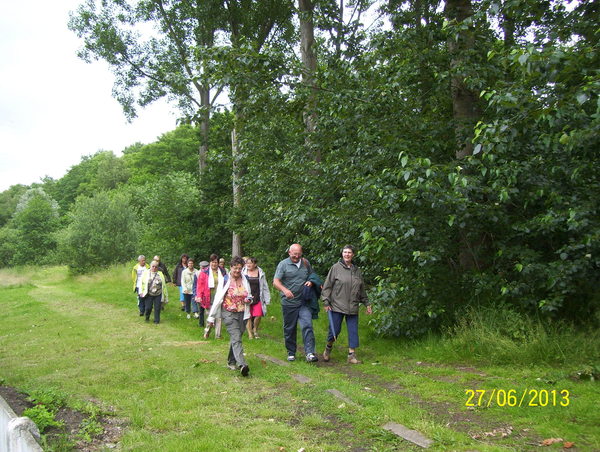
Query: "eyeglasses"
290 253 303 257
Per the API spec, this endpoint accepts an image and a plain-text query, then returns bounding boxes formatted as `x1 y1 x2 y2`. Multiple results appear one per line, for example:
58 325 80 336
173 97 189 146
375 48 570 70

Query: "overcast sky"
0 0 178 193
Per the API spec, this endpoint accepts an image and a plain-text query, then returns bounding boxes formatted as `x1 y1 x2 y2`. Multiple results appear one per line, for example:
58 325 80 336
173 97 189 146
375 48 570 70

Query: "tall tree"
10 188 60 265
445 0 482 160
444 0 487 271
299 0 319 162
212 0 294 256
69 0 225 180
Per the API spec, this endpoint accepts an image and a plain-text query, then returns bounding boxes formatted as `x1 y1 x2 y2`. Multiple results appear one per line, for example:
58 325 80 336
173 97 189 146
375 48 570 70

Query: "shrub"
22 405 64 433
7 188 60 266
58 191 139 274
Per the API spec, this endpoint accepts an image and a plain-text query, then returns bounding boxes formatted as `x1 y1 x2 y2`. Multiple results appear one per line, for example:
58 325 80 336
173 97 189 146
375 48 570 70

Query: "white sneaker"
194 313 200 318
187 314 191 319
306 353 318 363
287 355 295 362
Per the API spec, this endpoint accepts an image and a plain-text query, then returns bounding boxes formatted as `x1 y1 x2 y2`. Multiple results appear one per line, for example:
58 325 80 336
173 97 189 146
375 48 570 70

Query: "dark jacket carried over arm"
303 272 323 319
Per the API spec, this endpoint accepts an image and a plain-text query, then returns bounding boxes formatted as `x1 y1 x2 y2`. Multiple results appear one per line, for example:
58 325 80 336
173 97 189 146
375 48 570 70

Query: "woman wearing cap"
192 261 209 319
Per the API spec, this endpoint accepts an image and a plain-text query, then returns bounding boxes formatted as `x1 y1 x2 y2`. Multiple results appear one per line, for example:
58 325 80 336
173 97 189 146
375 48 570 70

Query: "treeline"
0 114 234 273
2 0 599 336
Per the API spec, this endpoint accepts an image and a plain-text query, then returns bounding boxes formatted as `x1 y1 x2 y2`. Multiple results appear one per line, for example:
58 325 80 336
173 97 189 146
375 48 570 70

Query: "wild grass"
0 263 599 451
435 308 600 368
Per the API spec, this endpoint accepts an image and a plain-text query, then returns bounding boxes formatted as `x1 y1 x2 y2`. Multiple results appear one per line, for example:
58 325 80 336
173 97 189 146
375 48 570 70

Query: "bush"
6 188 61 266
58 191 139 274
22 405 64 433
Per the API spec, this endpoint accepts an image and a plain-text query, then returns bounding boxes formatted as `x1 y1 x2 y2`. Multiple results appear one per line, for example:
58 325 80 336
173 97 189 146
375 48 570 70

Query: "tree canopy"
1 0 598 336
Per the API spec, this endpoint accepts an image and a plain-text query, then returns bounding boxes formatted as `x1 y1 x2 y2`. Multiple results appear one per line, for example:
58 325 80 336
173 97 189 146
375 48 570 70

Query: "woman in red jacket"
196 254 227 338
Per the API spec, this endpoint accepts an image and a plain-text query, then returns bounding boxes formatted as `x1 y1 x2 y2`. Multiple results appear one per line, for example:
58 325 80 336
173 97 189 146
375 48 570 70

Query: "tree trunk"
231 126 243 257
299 0 320 163
445 0 485 270
198 83 210 182
445 0 482 160
336 0 343 56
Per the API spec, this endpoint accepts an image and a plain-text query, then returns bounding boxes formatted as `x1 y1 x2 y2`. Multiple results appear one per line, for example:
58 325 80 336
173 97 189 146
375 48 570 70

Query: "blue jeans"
183 294 193 314
327 311 359 348
281 303 316 356
136 288 145 314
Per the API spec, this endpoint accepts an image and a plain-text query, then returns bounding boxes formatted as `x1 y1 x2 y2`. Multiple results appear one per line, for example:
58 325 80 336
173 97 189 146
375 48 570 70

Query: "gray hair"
138 255 146 262
342 245 355 254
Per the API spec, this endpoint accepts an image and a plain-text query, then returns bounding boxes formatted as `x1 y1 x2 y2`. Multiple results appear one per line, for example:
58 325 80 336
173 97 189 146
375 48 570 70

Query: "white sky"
0 0 178 193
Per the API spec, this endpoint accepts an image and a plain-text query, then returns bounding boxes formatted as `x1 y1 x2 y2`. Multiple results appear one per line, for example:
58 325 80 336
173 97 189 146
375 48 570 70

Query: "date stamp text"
465 389 570 407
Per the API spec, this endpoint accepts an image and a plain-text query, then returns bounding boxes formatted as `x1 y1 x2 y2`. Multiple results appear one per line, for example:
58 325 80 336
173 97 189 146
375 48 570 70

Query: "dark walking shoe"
240 365 250 376
323 345 332 362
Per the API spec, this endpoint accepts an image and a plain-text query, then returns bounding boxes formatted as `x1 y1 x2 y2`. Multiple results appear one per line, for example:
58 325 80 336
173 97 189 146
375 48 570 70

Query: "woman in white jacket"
140 260 169 324
207 256 252 376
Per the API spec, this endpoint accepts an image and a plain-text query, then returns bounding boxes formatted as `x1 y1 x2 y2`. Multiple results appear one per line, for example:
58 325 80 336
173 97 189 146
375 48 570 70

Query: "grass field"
0 264 598 451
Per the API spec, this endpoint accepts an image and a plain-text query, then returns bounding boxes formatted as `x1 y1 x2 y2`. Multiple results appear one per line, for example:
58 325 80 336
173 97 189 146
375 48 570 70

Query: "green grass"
1 264 599 451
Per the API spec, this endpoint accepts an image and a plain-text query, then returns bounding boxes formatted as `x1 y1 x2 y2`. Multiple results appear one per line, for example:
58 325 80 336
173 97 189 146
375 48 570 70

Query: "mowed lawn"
1 265 598 451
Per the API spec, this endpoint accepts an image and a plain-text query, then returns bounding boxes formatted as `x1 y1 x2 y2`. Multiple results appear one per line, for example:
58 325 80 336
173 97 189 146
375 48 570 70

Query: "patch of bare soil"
0 385 124 451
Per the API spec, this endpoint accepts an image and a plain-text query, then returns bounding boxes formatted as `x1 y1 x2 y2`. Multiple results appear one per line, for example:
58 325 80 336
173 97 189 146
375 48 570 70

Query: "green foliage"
96 152 130 190
0 226 18 268
228 0 600 338
129 172 201 262
0 183 28 227
7 188 61 266
22 388 69 436
58 191 139 274
22 405 65 433
122 125 200 186
68 0 226 120
26 387 69 411
1 0 597 339
51 151 126 213
76 417 103 442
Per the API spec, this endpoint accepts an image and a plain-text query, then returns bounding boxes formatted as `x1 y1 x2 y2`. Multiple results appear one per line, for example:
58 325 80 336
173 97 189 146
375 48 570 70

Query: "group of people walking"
131 244 372 377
